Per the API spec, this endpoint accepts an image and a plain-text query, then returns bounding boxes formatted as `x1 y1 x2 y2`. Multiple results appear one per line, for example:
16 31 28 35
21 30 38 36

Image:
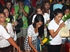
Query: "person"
5 0 14 15
32 4 50 37
0 12 22 52
14 0 29 49
53 0 63 11
32 4 50 52
14 0 29 38
3 7 13 23
60 5 70 52
48 9 65 52
24 14 44 52
43 1 50 15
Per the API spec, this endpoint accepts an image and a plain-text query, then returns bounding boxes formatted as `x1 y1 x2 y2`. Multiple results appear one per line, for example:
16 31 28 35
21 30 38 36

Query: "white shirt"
6 23 17 41
48 19 62 45
65 19 70 30
26 24 39 41
0 23 16 48
0 25 10 48
32 13 50 24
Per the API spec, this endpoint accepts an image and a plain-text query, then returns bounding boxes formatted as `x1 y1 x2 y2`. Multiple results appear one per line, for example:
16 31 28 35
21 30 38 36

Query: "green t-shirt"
14 5 29 28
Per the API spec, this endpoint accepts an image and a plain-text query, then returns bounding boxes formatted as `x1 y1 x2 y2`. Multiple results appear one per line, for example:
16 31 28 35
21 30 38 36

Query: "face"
65 9 70 15
6 2 11 9
44 3 50 10
0 13 6 23
37 8 43 14
55 13 63 21
36 21 43 28
18 1 23 6
3 9 9 17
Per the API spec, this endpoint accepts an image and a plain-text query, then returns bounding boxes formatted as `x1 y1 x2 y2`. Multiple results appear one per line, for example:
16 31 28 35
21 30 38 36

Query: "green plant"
42 35 51 45
62 13 70 22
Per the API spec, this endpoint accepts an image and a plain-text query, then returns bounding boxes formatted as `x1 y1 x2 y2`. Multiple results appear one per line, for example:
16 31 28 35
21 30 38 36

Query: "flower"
6 18 10 23
62 13 70 22
42 35 51 45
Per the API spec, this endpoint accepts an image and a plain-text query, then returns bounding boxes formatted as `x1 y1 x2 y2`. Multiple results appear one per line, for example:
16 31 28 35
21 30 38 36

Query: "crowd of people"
0 0 70 52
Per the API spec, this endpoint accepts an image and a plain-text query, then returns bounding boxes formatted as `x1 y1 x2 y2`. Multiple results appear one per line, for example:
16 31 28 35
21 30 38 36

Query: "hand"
17 48 23 52
12 21 18 26
18 49 23 52
59 22 65 29
41 41 43 45
34 49 38 52
19 4 23 10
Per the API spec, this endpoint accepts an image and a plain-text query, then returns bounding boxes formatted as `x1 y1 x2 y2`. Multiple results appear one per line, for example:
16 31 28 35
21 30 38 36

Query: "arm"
28 37 38 52
1 25 22 52
20 4 29 17
7 37 22 52
49 22 65 38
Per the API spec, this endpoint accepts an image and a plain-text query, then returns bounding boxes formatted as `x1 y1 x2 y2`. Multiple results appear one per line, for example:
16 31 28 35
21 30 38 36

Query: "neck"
0 22 7 27
45 9 49 14
34 27 38 33
54 18 59 24
0 22 4 26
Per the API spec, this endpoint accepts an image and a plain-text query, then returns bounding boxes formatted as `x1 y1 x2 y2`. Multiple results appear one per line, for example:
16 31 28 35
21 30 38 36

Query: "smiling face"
36 21 43 28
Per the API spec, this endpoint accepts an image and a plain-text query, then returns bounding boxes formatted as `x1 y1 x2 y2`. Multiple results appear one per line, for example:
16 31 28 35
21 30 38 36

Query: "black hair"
5 0 13 5
43 0 50 12
58 0 62 2
43 0 50 4
33 14 44 38
5 0 13 12
53 8 63 17
3 7 9 12
62 5 70 14
33 14 44 28
36 4 44 13
0 12 6 17
17 0 25 3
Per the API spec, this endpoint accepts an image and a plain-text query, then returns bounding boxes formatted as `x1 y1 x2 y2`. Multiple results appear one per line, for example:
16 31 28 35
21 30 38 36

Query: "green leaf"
62 13 70 22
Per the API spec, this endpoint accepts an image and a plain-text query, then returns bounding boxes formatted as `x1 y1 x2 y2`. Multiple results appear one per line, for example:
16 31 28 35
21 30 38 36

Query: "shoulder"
48 19 55 27
28 24 33 30
44 13 49 15
7 23 12 26
43 13 49 17
0 25 3 29
48 19 55 29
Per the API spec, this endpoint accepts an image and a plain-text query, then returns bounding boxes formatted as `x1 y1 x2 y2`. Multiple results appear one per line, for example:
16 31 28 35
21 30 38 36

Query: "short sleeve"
24 6 29 13
48 22 54 30
0 25 10 39
27 26 32 37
